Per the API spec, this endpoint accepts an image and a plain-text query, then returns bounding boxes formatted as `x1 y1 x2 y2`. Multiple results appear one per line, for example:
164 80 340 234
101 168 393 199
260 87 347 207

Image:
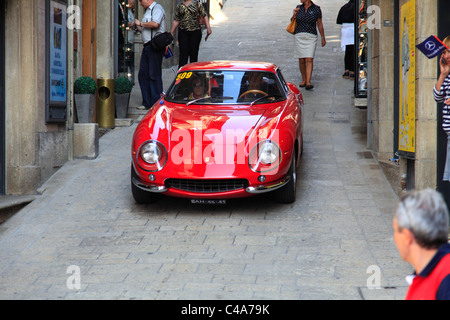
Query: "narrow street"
0 0 412 300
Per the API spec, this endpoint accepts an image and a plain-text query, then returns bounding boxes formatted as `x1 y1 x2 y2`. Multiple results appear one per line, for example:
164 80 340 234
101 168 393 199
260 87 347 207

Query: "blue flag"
416 35 449 59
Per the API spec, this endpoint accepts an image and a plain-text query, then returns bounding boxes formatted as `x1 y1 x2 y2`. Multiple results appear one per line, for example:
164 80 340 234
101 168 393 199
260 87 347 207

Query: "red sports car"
131 61 304 204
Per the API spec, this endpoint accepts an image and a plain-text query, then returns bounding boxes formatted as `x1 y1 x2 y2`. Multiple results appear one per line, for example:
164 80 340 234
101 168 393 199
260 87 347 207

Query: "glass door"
117 0 136 84
355 0 368 98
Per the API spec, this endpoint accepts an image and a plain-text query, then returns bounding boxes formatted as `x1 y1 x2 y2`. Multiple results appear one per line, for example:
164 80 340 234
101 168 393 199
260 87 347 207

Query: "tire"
273 154 297 203
131 165 162 204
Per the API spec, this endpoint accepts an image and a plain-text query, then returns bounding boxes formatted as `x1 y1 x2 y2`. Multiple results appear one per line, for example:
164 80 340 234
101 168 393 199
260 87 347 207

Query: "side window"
277 69 289 94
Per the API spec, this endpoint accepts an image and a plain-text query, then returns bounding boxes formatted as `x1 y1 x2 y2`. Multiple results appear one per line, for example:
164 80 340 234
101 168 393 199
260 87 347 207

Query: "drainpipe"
67 0 75 161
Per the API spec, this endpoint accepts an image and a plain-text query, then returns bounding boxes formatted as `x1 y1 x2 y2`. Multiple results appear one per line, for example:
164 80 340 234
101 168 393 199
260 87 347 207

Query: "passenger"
188 77 209 100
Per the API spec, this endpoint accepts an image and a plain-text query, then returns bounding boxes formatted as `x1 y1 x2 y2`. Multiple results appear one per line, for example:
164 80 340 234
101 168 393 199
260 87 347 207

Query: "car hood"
170 107 266 144
134 103 285 154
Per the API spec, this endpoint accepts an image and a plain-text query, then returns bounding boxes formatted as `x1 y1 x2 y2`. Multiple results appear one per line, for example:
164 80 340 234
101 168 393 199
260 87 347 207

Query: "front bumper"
132 175 290 197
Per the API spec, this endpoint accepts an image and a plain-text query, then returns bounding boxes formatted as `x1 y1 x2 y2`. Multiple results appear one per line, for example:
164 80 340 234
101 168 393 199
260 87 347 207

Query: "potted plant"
74 76 97 123
114 77 133 119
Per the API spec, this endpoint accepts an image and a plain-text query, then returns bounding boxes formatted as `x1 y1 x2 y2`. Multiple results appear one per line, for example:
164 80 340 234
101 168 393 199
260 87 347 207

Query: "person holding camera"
434 36 450 180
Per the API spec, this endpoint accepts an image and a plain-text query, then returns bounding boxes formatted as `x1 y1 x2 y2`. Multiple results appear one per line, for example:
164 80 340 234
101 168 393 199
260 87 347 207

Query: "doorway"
82 0 97 78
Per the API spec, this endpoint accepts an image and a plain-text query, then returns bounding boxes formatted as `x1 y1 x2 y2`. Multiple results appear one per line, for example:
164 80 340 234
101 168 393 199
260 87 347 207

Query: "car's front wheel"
272 154 297 203
131 165 162 204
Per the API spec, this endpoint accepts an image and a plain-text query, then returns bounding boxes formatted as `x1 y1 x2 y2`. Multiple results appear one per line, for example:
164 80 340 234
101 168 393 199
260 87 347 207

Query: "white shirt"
141 2 166 44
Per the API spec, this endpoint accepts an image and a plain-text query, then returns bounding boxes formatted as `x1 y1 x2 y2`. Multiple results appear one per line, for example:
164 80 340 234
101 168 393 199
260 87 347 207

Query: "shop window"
355 0 368 98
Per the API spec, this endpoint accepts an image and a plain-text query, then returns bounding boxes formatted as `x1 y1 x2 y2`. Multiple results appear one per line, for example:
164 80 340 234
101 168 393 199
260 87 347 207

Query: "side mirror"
286 82 300 95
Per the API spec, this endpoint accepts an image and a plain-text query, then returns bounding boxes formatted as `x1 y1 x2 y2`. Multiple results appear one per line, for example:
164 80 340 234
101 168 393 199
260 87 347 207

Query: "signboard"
47 0 67 123
416 35 449 59
398 0 415 158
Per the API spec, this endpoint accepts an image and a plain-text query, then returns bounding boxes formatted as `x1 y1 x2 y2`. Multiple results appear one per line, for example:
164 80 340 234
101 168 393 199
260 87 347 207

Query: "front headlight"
259 142 280 164
141 142 162 164
137 141 167 172
249 140 281 173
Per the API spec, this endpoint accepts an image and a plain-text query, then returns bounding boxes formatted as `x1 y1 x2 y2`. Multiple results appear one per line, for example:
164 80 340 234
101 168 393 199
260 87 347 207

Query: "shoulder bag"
197 1 206 27
151 32 174 51
286 17 297 34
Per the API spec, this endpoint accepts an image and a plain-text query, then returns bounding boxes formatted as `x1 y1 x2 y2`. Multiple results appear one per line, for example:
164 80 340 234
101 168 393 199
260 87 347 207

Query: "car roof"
178 61 279 73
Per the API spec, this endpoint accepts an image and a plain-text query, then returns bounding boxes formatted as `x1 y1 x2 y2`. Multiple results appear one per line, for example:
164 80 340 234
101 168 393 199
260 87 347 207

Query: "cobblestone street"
0 0 412 300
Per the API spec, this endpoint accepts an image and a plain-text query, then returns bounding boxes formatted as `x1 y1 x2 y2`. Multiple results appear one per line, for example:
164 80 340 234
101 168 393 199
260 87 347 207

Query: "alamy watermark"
65 264 384 292
66 265 81 290
65 5 383 31
366 265 382 290
67 5 81 30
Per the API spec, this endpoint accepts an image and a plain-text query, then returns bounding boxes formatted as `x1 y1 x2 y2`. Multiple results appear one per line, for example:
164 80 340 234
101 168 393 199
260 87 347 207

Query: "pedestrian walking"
433 36 450 181
135 0 166 110
393 188 450 300
170 0 212 69
336 0 355 80
291 0 326 91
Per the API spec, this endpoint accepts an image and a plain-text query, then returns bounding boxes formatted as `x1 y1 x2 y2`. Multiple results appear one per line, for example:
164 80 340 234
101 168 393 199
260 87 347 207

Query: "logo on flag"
416 35 449 59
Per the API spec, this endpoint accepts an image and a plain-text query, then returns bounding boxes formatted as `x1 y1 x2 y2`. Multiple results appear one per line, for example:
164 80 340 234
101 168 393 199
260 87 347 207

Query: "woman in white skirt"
292 0 326 91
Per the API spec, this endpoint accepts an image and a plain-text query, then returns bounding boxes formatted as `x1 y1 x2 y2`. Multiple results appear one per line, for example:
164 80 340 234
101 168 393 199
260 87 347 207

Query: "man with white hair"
393 188 450 300
135 0 166 110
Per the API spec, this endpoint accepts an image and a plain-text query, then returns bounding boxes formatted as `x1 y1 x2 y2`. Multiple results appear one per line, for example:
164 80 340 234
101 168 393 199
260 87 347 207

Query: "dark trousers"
344 45 355 72
138 45 164 108
178 28 202 69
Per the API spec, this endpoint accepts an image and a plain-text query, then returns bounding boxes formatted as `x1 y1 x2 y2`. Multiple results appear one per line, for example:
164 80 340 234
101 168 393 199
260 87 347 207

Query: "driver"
239 72 267 101
247 72 264 91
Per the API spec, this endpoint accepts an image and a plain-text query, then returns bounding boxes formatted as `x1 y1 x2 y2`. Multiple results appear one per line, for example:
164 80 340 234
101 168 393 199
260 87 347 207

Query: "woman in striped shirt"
433 36 450 180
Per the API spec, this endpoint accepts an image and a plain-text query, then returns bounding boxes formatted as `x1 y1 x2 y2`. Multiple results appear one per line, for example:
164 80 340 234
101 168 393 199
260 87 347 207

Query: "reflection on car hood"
170 107 266 144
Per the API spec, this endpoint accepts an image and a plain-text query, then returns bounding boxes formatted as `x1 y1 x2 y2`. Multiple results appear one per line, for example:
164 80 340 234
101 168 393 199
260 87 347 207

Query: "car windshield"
165 70 286 105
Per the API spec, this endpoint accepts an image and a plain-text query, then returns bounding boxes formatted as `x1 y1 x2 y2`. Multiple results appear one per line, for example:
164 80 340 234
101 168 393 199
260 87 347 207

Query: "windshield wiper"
186 96 233 106
249 95 280 106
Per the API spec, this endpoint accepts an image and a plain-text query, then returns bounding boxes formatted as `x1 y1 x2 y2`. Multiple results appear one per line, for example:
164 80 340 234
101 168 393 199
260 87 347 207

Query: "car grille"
165 179 249 193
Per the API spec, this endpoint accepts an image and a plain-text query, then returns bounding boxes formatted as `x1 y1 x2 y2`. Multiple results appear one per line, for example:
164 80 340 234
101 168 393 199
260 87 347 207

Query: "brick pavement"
0 0 412 300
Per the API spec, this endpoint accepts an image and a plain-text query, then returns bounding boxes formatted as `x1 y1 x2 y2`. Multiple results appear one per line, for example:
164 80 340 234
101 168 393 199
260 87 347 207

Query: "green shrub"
114 77 133 94
74 76 97 94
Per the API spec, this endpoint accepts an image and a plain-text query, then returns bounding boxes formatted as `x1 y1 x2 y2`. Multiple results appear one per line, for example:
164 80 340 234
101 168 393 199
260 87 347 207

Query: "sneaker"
136 105 147 110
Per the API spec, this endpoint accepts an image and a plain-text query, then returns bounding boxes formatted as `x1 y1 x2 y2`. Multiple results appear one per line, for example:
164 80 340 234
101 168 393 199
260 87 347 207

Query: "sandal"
305 85 314 91
342 71 350 79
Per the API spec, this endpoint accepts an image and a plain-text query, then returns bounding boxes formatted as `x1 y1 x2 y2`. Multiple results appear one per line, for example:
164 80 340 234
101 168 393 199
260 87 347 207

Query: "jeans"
177 28 202 69
138 45 164 108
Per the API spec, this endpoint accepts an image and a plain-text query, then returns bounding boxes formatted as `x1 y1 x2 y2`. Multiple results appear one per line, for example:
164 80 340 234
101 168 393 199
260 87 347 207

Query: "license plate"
191 199 227 205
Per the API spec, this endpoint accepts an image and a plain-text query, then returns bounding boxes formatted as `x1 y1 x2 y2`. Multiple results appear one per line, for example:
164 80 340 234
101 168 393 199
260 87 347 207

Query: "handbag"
197 1 206 27
151 32 174 51
286 17 297 34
